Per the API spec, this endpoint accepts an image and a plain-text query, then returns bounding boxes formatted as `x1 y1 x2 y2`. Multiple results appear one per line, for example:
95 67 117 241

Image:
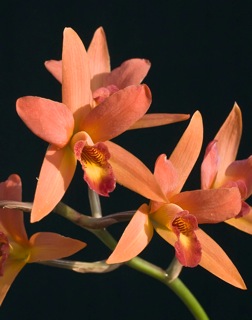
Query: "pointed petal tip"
197 229 247 289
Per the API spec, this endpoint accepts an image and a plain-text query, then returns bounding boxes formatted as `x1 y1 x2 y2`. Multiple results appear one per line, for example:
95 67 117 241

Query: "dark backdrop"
0 1 252 319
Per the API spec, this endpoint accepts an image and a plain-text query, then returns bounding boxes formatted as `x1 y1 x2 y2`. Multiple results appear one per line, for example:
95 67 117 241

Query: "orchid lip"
74 139 116 196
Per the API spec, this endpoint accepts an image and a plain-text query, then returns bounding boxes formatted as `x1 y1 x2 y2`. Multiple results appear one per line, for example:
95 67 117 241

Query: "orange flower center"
172 216 192 236
172 211 198 237
73 139 115 196
81 145 107 168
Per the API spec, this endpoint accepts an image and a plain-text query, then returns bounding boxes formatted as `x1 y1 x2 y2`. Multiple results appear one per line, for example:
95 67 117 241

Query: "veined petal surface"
171 187 242 224
62 28 92 124
214 103 242 187
82 84 152 142
29 232 86 262
0 260 26 305
107 204 152 263
129 113 190 129
169 111 203 195
87 26 110 90
226 208 252 234
31 145 76 222
16 96 74 148
106 141 166 203
197 229 246 289
103 59 151 88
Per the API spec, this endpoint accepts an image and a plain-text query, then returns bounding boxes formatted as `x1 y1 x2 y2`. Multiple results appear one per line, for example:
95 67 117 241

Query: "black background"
1 1 252 319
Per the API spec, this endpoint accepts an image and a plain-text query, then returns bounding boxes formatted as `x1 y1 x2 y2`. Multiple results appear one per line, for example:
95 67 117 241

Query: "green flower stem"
0 199 209 318
55 201 209 320
128 257 209 320
92 228 209 320
88 188 102 218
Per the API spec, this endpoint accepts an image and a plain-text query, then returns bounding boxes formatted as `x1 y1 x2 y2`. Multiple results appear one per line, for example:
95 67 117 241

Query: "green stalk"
53 198 209 319
91 228 209 320
0 199 209 318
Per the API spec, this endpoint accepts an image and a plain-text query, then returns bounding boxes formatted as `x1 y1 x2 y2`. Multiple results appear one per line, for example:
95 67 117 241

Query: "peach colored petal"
28 232 86 262
0 175 28 243
201 140 219 189
129 113 190 129
197 228 246 289
16 96 74 148
154 224 246 289
103 58 151 89
171 187 242 223
153 221 177 246
31 145 76 222
87 26 110 90
0 260 26 305
214 103 242 187
107 204 152 263
154 154 179 198
151 203 183 228
81 84 152 142
226 207 252 234
225 156 252 198
44 60 62 83
151 204 182 250
105 141 166 203
62 28 92 126
169 111 203 195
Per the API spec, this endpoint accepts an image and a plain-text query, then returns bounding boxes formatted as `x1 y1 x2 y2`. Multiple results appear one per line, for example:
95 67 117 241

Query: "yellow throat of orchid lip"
9 241 31 263
70 131 116 196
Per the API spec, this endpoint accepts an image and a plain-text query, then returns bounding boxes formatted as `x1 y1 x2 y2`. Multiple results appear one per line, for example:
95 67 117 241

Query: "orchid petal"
172 211 201 267
152 204 201 267
169 111 203 195
129 113 190 129
107 204 152 263
226 208 252 234
103 58 151 89
82 84 152 142
29 232 86 262
44 60 62 83
87 27 110 90
154 223 246 288
31 145 76 222
0 175 28 243
151 203 183 228
0 260 25 305
74 140 116 196
225 156 252 198
62 28 92 125
214 103 242 187
154 154 179 198
171 187 242 224
196 228 246 289
105 141 166 203
201 140 219 189
16 96 74 148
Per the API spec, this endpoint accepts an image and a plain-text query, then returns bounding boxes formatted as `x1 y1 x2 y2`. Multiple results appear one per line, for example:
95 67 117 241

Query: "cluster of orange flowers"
0 27 251 305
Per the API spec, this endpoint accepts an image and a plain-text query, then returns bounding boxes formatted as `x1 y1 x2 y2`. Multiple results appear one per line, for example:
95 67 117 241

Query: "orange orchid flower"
201 103 252 234
45 26 189 129
0 174 86 305
16 27 168 222
107 112 245 289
